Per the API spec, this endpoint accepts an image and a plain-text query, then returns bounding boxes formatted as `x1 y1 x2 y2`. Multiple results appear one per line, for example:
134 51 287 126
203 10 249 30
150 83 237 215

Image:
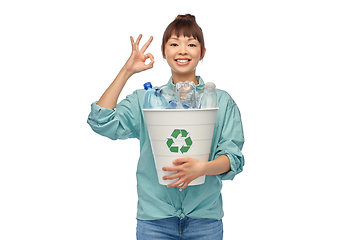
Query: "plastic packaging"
176 81 197 109
143 82 168 109
158 86 179 109
199 82 218 108
159 86 177 103
166 100 178 109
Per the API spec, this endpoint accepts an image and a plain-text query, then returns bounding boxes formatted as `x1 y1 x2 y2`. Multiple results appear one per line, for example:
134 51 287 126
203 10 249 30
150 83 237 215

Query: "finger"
135 34 142 50
144 60 154 70
144 53 155 69
179 181 190 189
140 36 153 53
167 178 185 188
163 171 182 180
162 165 180 172
145 53 154 62
173 157 188 165
130 36 135 50
169 178 190 189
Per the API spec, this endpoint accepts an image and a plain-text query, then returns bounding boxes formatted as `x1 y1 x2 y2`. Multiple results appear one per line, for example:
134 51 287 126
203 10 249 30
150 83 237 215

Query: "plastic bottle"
176 81 197 109
158 86 179 109
143 82 167 109
199 82 218 109
166 100 178 109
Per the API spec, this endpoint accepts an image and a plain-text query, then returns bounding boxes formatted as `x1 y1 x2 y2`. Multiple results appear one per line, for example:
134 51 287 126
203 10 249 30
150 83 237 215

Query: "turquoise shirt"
87 76 245 220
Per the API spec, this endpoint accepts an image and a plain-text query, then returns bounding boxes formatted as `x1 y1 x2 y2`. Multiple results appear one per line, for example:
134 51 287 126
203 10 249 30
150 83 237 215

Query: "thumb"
144 53 155 69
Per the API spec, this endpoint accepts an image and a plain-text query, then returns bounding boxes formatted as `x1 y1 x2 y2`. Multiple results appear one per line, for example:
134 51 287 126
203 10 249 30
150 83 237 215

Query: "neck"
171 71 198 85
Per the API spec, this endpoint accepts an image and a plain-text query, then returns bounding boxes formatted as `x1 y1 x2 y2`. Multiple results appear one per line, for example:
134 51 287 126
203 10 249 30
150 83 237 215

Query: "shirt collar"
166 76 205 92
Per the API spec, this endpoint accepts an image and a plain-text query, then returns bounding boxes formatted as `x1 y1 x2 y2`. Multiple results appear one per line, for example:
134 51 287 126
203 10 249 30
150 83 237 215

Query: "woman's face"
164 35 204 76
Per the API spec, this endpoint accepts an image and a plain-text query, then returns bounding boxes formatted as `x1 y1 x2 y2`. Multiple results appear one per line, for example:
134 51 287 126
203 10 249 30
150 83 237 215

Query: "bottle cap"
204 82 216 93
205 82 216 89
143 82 152 90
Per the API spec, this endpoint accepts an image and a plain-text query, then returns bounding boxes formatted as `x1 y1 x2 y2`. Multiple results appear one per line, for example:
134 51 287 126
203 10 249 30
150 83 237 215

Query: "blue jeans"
136 216 223 240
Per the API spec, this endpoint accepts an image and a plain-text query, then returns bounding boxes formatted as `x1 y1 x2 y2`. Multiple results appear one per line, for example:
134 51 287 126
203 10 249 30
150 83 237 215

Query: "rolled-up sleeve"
87 91 141 140
215 101 245 180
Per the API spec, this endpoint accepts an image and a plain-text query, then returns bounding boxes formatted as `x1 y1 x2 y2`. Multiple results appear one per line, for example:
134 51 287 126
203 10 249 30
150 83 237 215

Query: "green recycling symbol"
166 129 193 154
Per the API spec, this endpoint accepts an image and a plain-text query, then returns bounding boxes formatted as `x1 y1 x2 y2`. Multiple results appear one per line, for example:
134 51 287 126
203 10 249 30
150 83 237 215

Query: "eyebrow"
170 37 196 41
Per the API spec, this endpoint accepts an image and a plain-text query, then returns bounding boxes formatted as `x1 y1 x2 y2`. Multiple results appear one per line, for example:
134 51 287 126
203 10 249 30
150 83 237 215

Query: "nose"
178 45 187 55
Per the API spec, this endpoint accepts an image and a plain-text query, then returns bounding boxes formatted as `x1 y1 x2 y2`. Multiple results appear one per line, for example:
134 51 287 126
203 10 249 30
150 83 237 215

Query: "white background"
1 0 359 239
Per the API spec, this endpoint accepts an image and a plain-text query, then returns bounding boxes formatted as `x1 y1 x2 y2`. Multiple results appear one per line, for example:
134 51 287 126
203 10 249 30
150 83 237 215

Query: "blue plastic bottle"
143 82 167 109
166 100 178 109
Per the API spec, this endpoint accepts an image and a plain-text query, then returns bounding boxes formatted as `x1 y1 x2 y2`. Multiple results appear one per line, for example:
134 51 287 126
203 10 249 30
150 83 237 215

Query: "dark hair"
161 14 205 59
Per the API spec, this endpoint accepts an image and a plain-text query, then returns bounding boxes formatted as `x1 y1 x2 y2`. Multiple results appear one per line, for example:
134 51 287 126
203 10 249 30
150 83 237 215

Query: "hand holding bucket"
143 108 218 186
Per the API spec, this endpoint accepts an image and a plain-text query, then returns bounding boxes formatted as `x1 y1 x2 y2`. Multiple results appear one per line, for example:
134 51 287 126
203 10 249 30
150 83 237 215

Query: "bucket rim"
143 107 219 112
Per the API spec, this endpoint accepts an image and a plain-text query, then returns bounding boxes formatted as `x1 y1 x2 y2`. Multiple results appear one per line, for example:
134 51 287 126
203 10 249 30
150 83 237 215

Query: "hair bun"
175 14 196 21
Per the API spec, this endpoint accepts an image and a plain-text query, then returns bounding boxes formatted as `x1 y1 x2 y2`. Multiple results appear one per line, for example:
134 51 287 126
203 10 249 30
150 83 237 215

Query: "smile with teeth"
176 59 190 63
175 59 191 66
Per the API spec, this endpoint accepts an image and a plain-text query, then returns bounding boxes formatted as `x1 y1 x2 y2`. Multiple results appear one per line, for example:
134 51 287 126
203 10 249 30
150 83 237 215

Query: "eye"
189 44 197 47
170 43 178 47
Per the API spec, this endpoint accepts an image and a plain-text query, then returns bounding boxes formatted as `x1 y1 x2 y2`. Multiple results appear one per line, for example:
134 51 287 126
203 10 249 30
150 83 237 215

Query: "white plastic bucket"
143 108 218 186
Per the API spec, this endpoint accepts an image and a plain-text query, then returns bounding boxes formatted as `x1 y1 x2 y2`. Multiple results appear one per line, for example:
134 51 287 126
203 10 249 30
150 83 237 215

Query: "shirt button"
178 188 182 192
180 213 185 219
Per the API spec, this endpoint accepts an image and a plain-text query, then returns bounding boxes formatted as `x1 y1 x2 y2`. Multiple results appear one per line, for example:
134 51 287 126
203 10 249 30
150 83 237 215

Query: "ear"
200 47 206 60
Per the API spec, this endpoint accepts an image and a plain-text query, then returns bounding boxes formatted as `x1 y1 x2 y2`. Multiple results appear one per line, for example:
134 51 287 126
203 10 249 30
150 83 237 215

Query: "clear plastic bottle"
176 81 197 109
166 100 178 109
143 82 167 109
199 82 218 109
159 86 179 109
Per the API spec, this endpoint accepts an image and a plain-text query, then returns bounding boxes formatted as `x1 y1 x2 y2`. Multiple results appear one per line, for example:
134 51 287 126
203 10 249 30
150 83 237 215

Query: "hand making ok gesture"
124 34 154 75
